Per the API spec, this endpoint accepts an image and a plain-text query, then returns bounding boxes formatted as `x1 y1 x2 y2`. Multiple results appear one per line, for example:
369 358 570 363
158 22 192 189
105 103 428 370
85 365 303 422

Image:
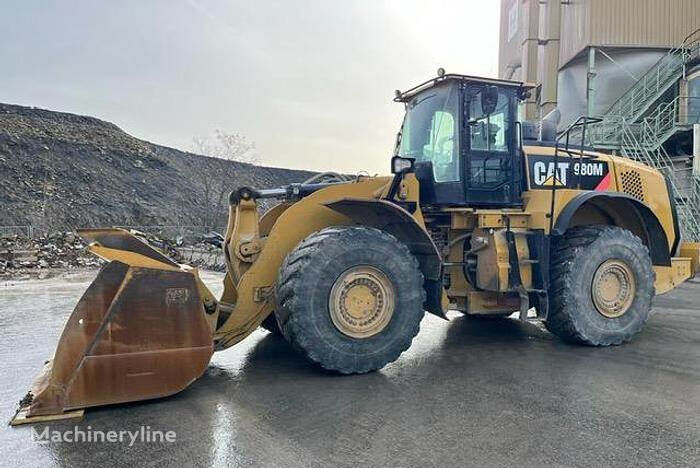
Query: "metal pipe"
230 181 347 204
521 0 540 120
254 182 342 200
540 0 561 116
694 124 700 178
587 47 596 118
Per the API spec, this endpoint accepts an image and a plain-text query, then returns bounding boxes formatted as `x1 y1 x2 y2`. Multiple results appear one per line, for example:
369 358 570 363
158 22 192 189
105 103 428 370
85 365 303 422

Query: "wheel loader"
12 72 700 425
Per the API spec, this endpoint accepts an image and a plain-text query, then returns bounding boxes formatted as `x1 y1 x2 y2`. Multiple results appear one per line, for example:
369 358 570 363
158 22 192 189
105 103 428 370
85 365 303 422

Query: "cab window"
467 87 512 187
398 84 460 183
469 90 509 153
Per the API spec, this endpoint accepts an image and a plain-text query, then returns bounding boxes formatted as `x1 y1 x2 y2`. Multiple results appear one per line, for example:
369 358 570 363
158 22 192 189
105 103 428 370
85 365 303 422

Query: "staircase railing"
619 119 700 242
585 96 700 150
585 117 623 148
603 27 700 123
642 96 700 148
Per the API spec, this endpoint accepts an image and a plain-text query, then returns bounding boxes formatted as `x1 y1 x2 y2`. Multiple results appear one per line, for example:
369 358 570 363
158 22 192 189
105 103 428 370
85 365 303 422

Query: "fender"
553 191 672 266
324 197 446 319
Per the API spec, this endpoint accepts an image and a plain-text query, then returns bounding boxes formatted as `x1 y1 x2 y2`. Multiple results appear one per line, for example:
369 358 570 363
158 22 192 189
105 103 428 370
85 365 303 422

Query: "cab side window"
467 88 512 187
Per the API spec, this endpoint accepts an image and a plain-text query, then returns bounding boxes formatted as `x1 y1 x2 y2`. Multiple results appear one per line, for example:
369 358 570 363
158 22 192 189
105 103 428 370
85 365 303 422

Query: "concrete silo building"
498 0 700 240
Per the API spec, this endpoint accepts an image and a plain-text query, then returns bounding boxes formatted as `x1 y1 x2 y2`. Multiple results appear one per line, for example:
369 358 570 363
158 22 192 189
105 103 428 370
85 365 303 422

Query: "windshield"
397 83 460 183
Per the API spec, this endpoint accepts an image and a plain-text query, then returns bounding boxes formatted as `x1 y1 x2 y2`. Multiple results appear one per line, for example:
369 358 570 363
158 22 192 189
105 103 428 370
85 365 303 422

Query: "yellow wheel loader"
12 72 700 425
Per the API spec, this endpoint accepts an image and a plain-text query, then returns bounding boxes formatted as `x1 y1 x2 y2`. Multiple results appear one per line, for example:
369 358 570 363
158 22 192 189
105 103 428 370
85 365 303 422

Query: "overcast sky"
2 0 500 174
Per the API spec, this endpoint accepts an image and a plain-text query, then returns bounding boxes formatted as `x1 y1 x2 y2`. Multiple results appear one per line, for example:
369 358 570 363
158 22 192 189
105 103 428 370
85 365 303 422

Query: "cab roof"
394 73 537 103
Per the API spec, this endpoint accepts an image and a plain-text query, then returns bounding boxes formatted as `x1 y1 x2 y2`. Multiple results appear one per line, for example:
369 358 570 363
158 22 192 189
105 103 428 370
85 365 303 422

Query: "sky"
1 0 500 174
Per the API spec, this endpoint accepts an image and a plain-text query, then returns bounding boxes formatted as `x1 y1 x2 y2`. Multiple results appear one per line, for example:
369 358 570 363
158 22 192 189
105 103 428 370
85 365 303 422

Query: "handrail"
603 28 700 121
548 116 602 232
618 117 700 241
587 96 700 149
681 26 700 46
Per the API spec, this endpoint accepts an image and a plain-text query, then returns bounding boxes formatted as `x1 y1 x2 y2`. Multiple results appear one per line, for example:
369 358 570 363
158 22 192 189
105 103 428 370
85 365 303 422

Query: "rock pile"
178 241 226 272
130 229 226 272
0 230 227 277
0 231 104 276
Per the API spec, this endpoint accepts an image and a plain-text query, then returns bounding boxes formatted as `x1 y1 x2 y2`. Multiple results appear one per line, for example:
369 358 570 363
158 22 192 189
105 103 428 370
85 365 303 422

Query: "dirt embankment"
0 103 314 231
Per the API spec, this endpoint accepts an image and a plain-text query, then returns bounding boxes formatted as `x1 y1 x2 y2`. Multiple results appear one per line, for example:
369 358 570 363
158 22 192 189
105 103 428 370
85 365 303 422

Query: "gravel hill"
0 103 314 231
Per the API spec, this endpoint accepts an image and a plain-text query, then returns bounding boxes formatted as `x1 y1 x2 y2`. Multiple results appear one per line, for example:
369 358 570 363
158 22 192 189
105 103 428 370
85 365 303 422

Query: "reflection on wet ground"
1 272 699 467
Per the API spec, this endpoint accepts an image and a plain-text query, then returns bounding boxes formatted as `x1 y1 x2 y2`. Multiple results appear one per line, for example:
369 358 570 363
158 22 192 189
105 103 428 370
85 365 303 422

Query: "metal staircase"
585 28 700 149
576 28 700 242
618 119 700 242
590 94 700 150
605 33 698 123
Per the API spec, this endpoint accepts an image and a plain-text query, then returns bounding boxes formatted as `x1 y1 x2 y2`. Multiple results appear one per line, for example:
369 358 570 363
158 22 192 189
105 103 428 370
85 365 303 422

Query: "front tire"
275 226 425 374
545 225 655 346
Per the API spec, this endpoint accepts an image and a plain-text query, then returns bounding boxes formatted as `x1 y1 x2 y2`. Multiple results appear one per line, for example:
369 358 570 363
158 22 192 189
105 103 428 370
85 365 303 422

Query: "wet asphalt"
0 270 698 467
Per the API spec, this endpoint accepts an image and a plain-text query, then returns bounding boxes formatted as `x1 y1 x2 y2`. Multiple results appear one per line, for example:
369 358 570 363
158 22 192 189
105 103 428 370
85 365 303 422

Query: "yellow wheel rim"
328 265 395 338
591 259 636 318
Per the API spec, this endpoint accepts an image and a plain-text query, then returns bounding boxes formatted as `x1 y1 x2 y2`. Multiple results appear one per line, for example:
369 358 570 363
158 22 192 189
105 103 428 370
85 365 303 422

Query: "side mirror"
391 155 415 174
481 85 499 115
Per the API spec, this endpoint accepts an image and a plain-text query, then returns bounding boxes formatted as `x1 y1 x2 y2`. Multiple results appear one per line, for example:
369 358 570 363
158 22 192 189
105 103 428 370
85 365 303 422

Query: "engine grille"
620 170 644 201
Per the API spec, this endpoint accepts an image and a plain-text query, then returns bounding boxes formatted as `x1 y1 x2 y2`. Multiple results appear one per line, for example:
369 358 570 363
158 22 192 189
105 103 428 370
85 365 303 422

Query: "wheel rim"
328 265 395 338
591 259 636 318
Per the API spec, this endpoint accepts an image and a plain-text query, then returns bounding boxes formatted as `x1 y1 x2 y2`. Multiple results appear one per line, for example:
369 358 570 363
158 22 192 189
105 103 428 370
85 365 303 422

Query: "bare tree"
190 130 260 229
191 130 259 164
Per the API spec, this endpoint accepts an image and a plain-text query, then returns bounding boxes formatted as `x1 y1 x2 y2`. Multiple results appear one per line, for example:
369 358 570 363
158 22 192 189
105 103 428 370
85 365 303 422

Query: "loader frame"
12 72 700 426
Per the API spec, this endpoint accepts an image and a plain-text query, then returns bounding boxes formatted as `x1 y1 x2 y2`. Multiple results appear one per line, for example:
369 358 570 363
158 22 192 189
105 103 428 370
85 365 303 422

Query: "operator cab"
394 72 533 207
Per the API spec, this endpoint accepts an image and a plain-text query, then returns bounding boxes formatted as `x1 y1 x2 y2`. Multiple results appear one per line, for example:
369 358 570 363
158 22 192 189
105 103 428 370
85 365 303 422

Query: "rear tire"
275 226 425 374
545 225 655 346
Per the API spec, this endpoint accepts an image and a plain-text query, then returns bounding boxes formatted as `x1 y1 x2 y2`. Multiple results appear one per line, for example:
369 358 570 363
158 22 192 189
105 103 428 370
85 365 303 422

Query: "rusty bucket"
11 229 215 425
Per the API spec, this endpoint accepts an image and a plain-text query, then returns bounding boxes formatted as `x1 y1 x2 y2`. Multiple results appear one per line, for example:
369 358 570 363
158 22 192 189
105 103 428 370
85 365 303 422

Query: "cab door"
463 85 522 207
398 83 466 206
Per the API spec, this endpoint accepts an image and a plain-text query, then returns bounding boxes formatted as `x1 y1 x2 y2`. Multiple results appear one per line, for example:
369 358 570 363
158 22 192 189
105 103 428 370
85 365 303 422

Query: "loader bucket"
11 229 214 425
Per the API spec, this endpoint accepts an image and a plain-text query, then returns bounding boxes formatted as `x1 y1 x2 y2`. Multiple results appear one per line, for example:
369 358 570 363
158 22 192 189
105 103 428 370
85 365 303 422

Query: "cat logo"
528 155 610 191
533 161 569 186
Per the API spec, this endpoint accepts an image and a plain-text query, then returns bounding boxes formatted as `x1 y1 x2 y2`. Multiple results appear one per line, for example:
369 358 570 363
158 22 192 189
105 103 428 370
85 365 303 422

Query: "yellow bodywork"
519 145 693 295
69 149 697 347
14 70 698 426
213 145 695 335
12 141 697 426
